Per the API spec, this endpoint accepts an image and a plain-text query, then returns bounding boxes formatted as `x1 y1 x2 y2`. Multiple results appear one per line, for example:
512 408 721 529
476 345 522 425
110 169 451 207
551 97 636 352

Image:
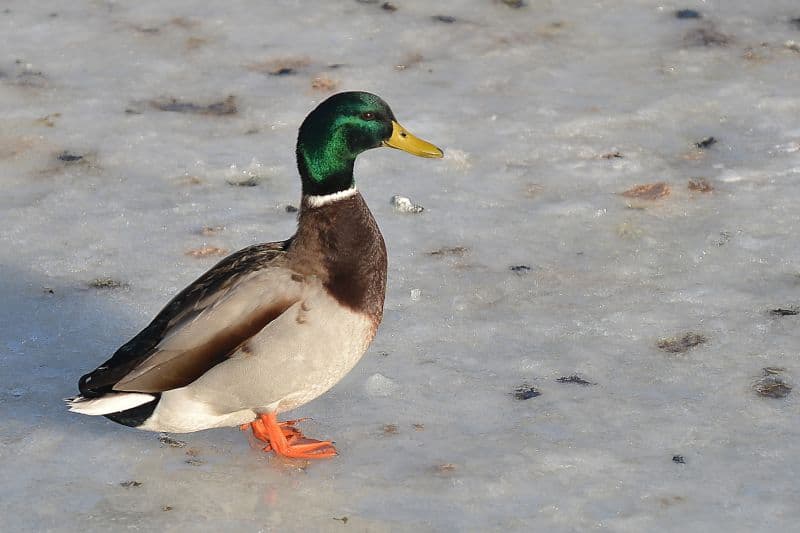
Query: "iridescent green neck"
296 146 354 197
296 118 359 197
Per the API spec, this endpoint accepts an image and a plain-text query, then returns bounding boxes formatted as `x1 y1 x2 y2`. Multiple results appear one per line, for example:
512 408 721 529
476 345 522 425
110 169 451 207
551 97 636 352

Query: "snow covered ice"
1 1 800 531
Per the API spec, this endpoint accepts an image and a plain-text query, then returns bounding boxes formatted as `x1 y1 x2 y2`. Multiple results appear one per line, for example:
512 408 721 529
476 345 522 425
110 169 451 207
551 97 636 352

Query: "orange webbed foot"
244 413 337 459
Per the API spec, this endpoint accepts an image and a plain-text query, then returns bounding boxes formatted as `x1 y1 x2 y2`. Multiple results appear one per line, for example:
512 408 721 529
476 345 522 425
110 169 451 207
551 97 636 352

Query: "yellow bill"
382 121 444 158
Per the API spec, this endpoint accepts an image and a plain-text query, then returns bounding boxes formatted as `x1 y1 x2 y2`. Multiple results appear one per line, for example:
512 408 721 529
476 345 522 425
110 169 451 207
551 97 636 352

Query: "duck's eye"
361 112 376 120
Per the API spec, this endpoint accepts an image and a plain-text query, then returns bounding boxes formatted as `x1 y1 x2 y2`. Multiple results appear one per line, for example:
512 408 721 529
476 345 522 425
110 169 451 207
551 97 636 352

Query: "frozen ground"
1 0 799 531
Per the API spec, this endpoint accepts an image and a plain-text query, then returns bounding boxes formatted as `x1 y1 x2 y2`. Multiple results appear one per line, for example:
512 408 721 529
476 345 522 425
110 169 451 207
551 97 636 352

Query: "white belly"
139 289 377 433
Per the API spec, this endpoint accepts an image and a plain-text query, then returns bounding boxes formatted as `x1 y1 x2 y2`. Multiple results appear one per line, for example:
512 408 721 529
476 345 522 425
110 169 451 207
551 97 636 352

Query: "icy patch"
363 373 399 397
441 148 472 171
2 1 800 531
223 159 276 187
390 195 424 214
774 141 800 153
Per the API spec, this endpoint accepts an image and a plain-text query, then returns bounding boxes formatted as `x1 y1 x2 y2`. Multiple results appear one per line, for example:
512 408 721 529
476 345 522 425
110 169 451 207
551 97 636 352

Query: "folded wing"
79 241 304 395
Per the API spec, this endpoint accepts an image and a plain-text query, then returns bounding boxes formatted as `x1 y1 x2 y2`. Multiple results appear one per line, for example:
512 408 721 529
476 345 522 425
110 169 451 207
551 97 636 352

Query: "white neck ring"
304 187 358 208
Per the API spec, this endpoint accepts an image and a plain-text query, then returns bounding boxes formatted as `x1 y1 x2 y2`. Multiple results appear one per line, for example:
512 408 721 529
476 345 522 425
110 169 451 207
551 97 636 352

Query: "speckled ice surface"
1 1 799 531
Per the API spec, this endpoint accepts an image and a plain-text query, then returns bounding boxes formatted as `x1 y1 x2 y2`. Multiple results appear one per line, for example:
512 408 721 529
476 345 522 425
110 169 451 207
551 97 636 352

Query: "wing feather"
79 241 304 396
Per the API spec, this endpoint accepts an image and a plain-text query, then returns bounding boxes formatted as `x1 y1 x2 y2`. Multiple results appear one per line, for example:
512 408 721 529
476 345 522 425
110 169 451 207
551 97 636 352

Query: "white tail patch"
66 393 156 415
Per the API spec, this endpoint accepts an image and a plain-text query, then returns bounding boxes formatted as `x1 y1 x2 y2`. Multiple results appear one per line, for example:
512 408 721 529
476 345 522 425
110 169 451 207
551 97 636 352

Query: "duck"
67 91 443 459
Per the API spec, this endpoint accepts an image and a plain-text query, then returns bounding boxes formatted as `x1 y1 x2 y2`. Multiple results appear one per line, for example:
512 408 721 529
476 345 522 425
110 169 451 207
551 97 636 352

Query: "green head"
296 91 443 196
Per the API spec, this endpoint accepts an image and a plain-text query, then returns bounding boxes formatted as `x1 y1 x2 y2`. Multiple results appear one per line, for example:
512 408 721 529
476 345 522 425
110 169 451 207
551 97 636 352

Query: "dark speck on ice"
270 67 295 76
158 434 186 448
675 9 701 19
685 27 730 47
513 385 541 400
688 178 713 192
58 151 83 162
694 136 717 149
88 277 124 289
769 307 799 316
150 95 237 115
657 332 708 353
556 375 595 386
226 177 260 187
428 246 469 257
753 369 792 399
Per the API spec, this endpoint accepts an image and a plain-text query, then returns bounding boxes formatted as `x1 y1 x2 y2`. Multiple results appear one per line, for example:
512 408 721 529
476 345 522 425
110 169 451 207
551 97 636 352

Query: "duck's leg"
242 419 301 453
243 417 306 441
243 413 337 459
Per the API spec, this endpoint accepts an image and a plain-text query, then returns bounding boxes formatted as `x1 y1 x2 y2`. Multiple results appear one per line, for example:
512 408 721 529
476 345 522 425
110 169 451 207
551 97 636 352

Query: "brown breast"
289 192 388 326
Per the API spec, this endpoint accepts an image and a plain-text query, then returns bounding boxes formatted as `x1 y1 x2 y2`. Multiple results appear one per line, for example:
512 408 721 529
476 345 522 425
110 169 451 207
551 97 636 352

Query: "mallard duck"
68 91 443 459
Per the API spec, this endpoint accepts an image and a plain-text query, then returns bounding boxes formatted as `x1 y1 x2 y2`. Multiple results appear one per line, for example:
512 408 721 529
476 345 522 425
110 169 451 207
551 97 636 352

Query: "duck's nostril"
400 132 407 138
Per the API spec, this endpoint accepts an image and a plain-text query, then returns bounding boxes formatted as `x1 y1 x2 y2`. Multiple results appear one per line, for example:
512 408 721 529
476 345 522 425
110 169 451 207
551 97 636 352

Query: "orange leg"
242 413 337 459
240 417 309 435
241 419 296 452
244 417 306 442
